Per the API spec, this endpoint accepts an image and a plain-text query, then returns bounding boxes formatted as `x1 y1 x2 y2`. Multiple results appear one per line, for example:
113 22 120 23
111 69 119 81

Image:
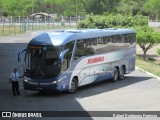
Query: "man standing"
9 68 22 96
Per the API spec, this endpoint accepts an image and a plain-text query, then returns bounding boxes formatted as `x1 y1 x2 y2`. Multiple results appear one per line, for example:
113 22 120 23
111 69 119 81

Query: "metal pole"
19 16 21 34
70 16 71 27
9 16 10 35
14 17 15 35
39 19 40 30
45 16 46 24
27 16 29 31
48 17 49 29
52 16 54 29
32 17 33 30
76 0 77 25
19 16 20 23
3 19 4 36
43 18 44 29
11 16 12 25
11 16 12 35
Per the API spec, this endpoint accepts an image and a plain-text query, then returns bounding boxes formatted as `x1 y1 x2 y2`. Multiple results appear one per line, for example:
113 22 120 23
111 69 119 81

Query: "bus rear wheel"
112 67 119 82
68 78 78 93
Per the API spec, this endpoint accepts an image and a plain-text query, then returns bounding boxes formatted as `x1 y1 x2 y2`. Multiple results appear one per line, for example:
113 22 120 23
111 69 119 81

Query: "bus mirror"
18 52 21 62
59 49 69 63
18 49 26 62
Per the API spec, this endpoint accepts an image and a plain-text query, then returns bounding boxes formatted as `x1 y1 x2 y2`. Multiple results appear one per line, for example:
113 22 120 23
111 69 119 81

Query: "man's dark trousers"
11 81 20 95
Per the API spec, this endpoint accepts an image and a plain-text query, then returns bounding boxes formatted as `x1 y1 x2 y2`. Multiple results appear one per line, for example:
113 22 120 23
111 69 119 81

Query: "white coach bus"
18 28 136 93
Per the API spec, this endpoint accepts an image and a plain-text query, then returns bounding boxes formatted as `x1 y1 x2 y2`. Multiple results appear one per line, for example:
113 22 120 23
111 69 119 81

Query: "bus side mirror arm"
18 49 26 62
18 52 21 62
59 49 69 63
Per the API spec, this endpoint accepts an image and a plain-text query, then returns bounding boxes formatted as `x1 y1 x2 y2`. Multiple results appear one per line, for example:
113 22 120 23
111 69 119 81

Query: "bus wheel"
118 67 124 80
69 78 78 93
112 67 119 82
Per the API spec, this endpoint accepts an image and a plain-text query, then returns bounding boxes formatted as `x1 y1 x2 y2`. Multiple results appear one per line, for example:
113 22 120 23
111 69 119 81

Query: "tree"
144 0 160 19
117 0 136 14
136 26 160 59
81 0 120 15
116 0 147 15
0 1 4 16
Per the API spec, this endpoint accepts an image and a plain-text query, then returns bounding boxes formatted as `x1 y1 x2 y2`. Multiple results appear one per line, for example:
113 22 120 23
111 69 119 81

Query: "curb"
136 67 160 81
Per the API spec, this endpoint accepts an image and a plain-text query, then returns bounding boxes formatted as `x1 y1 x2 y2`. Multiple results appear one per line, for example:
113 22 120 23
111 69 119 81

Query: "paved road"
0 34 160 120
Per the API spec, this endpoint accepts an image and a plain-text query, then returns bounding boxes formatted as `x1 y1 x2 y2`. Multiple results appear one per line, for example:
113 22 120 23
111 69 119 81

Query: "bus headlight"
52 81 57 84
24 79 28 82
24 77 31 81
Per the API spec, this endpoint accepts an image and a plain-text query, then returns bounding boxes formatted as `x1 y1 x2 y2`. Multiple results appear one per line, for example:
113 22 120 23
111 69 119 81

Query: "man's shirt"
10 72 20 81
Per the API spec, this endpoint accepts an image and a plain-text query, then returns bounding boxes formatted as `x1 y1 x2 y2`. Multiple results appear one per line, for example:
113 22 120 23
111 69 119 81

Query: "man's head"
14 68 17 73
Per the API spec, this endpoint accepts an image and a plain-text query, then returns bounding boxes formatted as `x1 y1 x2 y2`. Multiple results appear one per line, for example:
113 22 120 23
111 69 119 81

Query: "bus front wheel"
118 67 124 80
68 78 78 93
112 67 119 82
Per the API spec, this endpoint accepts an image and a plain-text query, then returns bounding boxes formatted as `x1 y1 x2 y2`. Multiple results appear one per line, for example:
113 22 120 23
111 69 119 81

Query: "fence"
0 16 85 36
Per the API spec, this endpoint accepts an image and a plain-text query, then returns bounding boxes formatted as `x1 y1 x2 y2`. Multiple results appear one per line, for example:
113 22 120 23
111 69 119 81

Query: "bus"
18 28 136 93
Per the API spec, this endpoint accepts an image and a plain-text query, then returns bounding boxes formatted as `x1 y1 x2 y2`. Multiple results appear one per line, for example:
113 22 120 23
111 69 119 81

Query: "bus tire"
112 67 119 82
118 67 124 80
68 78 78 93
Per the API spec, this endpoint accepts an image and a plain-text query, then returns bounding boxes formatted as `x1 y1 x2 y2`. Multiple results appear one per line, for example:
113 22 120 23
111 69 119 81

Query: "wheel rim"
120 68 124 79
70 81 76 92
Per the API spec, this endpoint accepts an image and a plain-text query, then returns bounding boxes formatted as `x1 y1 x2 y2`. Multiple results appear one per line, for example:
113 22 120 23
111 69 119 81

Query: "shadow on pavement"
27 76 152 98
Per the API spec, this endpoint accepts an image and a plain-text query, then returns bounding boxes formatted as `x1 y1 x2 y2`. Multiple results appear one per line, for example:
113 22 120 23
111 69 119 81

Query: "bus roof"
29 28 135 46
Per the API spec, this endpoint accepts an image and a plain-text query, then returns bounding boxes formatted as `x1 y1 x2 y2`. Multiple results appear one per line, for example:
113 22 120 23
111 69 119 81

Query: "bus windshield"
24 46 62 78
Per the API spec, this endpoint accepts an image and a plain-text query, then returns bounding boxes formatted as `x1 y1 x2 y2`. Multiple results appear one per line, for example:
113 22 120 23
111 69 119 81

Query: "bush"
158 48 160 55
77 14 148 28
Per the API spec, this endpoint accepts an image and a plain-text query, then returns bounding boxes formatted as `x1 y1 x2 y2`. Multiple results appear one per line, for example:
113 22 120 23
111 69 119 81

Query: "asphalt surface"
0 34 160 120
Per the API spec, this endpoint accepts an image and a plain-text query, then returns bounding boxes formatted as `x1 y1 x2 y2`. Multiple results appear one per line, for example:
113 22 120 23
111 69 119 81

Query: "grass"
136 56 160 77
0 25 21 36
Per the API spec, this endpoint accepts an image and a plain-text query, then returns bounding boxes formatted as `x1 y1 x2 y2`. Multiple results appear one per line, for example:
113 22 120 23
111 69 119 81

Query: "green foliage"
3 0 34 16
78 14 148 28
136 26 156 44
81 0 120 15
144 0 160 18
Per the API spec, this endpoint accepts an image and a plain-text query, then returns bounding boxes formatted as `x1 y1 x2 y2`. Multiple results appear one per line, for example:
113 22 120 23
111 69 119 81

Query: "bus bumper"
23 80 58 91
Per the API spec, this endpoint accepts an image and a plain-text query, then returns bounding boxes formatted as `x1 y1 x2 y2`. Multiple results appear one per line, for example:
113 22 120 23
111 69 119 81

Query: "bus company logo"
88 56 104 64
2 112 11 117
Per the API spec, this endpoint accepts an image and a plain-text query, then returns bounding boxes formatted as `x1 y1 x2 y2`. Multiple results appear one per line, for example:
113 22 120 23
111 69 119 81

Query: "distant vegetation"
77 14 148 28
0 0 160 19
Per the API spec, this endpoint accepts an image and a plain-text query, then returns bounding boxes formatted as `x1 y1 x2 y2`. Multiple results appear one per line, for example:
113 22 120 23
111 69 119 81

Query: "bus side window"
61 41 74 72
74 39 94 60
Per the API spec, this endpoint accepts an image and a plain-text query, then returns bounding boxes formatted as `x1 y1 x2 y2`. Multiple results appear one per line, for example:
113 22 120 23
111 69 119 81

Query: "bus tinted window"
74 33 136 60
88 35 124 54
123 33 136 48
